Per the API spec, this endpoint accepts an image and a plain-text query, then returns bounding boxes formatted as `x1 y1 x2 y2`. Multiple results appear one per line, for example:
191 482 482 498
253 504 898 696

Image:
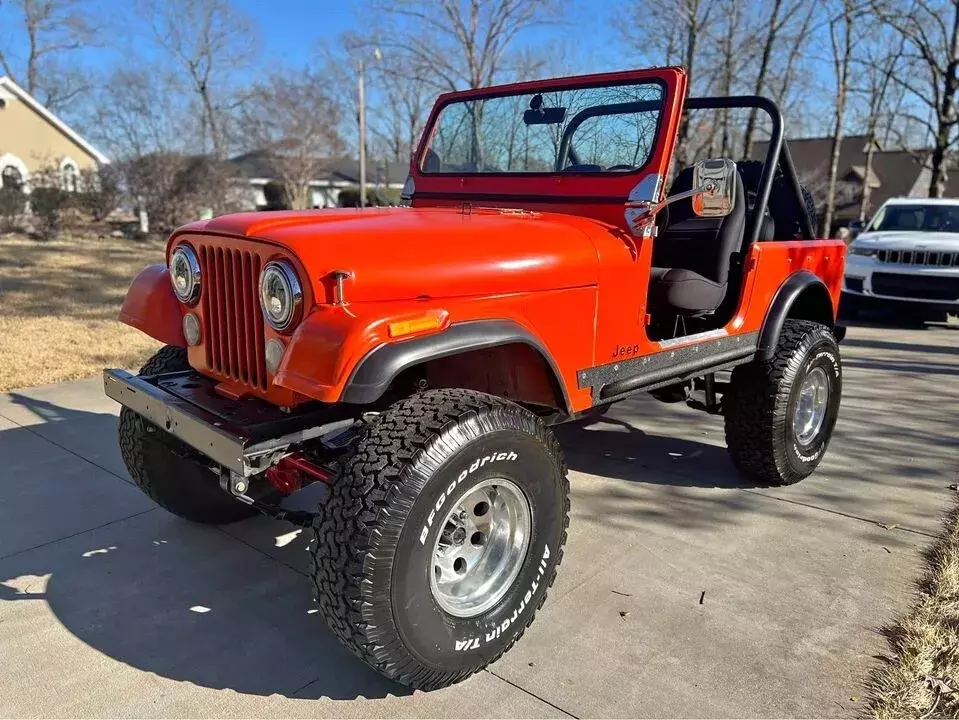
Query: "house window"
1 165 23 191
60 159 79 192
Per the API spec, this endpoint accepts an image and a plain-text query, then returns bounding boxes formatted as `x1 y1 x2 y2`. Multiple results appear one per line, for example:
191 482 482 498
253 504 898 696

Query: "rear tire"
117 346 257 525
310 389 569 690
724 320 842 485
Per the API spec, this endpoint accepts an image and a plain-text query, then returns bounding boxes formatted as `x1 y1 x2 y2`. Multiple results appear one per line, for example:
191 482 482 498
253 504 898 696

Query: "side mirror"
624 158 738 237
848 219 864 239
692 158 737 218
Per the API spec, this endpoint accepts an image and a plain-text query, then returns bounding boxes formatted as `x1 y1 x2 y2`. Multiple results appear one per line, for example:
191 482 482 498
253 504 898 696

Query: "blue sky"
0 0 613 75
234 0 355 65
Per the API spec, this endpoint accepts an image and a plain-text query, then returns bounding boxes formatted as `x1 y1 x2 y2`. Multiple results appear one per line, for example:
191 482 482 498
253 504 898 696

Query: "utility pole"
358 57 367 208
357 48 381 209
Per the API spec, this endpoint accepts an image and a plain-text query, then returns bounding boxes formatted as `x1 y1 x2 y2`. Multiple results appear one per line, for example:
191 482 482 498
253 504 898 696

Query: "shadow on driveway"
0 393 407 701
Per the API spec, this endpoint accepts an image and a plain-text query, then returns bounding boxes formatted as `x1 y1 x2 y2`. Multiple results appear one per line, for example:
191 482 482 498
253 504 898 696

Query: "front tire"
117 346 257 525
310 389 569 690
724 320 842 485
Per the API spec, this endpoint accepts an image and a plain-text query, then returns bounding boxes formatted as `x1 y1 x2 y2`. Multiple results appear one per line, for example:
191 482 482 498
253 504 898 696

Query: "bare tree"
624 0 715 166
822 0 860 236
87 67 187 160
374 68 432 162
741 0 812 157
136 0 257 159
240 73 345 210
852 29 906 219
370 0 559 92
880 0 959 198
711 0 747 156
0 0 98 111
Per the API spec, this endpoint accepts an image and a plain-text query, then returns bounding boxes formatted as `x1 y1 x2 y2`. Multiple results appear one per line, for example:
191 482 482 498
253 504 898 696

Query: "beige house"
0 76 108 192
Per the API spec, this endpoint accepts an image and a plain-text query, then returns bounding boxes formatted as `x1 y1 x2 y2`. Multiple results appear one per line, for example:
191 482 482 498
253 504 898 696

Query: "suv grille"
197 245 267 390
872 272 959 301
876 249 959 267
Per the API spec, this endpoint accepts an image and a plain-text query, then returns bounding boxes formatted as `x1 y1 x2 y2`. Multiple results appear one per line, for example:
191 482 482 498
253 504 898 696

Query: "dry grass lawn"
867 497 959 718
0 231 165 391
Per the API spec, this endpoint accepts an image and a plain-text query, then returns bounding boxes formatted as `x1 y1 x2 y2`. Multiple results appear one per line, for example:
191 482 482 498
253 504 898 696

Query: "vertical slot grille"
198 244 267 390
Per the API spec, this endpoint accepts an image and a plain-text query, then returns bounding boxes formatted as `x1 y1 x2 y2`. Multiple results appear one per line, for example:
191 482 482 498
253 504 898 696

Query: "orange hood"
173 207 602 303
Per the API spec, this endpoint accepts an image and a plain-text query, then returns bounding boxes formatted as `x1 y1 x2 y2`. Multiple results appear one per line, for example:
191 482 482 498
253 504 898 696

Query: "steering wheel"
607 164 637 172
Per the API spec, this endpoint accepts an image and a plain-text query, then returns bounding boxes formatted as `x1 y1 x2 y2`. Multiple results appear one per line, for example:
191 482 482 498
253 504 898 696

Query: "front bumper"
844 255 959 307
104 369 356 476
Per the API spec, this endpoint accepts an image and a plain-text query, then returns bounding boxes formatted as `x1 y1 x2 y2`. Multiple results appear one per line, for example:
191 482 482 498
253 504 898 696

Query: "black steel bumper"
103 369 356 477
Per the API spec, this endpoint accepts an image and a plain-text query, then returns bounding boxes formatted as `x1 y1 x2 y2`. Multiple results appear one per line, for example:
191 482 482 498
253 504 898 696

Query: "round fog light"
183 313 201 346
265 338 286 374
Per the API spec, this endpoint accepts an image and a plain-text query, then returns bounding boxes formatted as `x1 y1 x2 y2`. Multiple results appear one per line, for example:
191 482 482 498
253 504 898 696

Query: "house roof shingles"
750 134 959 221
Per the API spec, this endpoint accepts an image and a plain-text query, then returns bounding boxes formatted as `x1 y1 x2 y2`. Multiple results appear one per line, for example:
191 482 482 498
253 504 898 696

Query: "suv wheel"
310 389 569 690
724 320 842 485
117 346 257 525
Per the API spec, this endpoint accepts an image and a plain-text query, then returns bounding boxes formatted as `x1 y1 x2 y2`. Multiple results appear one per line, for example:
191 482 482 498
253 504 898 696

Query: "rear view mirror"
692 158 737 218
523 94 566 125
523 106 566 126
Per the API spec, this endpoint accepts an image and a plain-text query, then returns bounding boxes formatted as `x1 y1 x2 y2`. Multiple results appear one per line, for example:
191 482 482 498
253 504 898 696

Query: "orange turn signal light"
388 314 445 338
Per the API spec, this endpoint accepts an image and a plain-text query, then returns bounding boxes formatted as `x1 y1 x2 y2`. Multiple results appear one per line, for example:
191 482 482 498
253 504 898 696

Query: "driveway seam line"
0 508 158 562
485 669 580 718
0 408 133 486
744 489 936 538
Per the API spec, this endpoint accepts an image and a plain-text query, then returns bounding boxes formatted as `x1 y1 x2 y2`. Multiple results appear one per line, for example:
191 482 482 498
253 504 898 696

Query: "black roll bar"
684 96 816 242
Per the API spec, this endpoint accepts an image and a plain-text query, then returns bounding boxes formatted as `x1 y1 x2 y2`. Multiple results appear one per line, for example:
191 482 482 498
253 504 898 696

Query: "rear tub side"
738 240 845 337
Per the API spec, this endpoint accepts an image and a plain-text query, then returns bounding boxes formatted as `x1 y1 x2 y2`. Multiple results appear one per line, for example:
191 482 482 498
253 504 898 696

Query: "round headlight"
259 261 302 331
170 246 201 304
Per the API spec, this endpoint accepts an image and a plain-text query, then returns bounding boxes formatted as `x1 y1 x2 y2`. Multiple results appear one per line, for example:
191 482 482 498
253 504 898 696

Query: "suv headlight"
259 261 303 331
170 245 201 304
849 243 876 257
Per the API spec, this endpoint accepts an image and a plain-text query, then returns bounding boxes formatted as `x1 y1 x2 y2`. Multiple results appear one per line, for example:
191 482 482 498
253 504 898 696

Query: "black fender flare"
341 319 571 412
757 271 835 362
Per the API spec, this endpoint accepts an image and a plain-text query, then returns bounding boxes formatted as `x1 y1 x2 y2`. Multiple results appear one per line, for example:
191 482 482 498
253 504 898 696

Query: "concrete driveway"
0 322 956 718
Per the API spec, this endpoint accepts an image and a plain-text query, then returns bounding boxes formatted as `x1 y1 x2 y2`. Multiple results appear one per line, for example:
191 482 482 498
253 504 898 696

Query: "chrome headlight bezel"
259 261 303 332
170 245 201 304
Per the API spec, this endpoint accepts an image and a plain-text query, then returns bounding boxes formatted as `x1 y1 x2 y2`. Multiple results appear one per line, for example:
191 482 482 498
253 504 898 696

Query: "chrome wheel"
793 366 829 445
429 478 531 618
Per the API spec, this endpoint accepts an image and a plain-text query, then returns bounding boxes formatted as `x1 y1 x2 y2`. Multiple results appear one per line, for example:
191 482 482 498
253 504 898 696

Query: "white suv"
843 198 959 323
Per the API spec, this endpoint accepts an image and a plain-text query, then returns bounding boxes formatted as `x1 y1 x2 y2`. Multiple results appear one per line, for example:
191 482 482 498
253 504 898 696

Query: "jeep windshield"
867 203 959 233
421 81 665 175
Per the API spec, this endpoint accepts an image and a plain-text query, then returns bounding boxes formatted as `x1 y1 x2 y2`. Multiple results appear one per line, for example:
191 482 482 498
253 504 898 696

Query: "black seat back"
653 167 746 285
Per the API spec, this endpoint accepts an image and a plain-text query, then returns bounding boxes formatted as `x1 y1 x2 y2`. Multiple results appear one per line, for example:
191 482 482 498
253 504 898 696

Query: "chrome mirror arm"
624 182 716 236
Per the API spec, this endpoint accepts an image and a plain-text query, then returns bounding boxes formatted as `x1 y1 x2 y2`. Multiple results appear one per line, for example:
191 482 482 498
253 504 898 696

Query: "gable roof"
0 76 109 165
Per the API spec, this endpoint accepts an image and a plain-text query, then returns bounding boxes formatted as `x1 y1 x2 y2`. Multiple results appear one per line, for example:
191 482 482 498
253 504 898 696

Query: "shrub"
30 186 71 238
0 185 26 231
338 186 398 207
262 180 291 210
76 166 122 221
123 153 239 234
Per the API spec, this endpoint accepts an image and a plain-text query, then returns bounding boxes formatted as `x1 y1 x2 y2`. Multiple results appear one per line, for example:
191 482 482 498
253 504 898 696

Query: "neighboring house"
0 75 108 193
229 150 408 209
750 134 959 231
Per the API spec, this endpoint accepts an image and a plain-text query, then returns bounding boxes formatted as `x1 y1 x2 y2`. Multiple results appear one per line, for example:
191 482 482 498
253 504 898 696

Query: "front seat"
649 166 746 315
